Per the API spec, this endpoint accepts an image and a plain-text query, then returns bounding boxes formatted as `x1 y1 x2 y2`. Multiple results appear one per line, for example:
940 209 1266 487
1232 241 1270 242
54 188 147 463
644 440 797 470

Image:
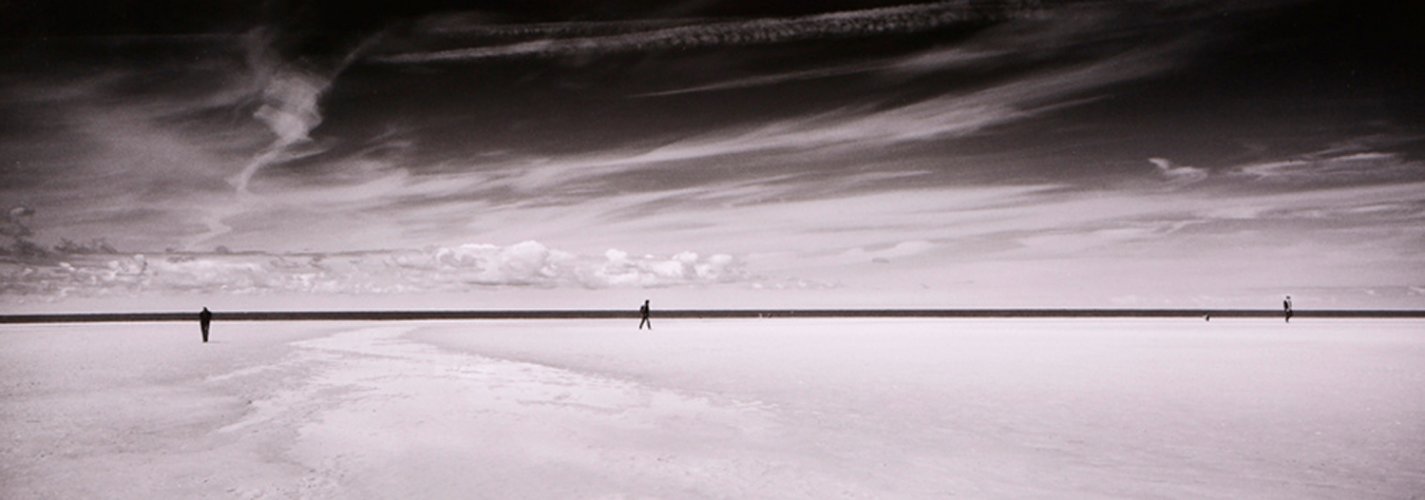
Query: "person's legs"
201 324 209 342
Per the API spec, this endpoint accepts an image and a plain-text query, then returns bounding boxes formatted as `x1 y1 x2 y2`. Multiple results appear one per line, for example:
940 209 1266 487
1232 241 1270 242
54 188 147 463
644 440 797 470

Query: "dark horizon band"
2 309 1423 324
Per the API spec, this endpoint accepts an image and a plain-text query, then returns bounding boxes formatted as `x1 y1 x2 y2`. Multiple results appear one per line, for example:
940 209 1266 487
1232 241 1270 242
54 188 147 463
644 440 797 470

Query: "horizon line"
3 308 1424 324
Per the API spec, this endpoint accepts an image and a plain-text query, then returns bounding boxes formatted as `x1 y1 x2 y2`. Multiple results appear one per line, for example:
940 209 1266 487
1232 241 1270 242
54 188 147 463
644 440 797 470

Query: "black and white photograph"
2 0 1423 497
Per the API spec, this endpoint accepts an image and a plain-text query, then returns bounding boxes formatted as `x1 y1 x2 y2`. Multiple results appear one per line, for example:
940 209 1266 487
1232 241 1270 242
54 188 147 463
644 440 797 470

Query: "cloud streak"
1233 150 1423 185
186 28 381 250
372 2 1038 64
1148 158 1208 185
232 28 382 193
491 47 1172 192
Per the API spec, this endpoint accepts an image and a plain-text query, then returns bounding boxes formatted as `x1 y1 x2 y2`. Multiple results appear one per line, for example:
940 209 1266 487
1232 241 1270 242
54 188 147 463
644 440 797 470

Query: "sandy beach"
3 318 1423 498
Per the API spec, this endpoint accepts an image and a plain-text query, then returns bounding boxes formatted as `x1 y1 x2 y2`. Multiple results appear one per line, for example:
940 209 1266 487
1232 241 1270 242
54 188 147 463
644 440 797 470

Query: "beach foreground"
2 318 1422 498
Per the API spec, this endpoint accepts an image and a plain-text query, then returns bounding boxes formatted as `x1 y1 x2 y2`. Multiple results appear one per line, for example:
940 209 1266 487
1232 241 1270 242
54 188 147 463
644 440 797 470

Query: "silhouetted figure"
1204 315 1211 322
1283 295 1293 323
639 300 651 330
199 307 212 343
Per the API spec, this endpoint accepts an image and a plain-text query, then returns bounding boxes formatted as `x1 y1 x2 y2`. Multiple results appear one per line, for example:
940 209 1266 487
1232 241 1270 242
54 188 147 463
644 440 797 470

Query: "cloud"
638 62 886 97
482 47 1173 199
0 1 1207 259
2 205 36 240
386 241 573 287
1233 150 1422 184
584 249 739 287
634 46 1004 97
1147 157 1208 184
837 240 938 264
372 2 1039 64
0 241 747 302
0 56 262 253
179 27 384 250
631 0 1135 99
209 2 1194 258
230 28 376 193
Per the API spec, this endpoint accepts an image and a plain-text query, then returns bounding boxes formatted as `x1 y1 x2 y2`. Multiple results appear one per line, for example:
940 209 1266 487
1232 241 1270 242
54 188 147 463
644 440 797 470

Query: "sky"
2 0 1423 311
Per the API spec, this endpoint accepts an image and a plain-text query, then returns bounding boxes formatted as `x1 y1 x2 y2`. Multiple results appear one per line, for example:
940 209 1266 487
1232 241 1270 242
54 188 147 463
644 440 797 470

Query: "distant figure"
1283 295 1293 323
1204 315 1211 322
199 307 213 343
639 300 652 330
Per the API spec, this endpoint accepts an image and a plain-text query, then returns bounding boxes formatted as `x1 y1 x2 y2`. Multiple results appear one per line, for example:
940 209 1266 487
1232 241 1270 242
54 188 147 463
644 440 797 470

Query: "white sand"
2 319 1422 498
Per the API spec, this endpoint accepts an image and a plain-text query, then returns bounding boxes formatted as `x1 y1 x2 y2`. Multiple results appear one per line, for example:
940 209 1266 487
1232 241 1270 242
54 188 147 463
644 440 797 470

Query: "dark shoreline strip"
2 309 1423 324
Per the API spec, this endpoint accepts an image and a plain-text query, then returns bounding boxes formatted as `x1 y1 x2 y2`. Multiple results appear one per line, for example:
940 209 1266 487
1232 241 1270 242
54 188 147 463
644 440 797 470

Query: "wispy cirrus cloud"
6 0 1422 309
0 25 383 253
187 27 384 249
636 61 891 97
0 0 1210 260
631 0 1171 98
1234 150 1423 184
634 46 1005 97
1148 157 1209 185
471 46 1175 200
371 2 1039 64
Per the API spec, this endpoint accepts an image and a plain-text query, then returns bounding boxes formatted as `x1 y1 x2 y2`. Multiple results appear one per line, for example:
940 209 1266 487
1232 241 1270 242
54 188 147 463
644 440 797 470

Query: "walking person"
1283 295 1293 323
639 299 652 330
199 307 213 343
